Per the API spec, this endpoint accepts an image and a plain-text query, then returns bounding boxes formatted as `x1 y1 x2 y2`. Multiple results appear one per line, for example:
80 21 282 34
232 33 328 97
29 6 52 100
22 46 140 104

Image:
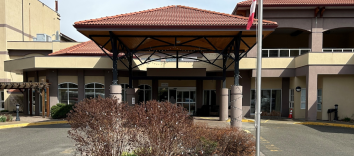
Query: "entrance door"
28 90 35 115
168 87 196 115
0 90 4 111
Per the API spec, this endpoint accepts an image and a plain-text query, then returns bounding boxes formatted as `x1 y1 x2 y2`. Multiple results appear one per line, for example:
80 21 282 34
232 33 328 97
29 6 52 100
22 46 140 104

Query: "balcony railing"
262 49 311 57
322 48 354 52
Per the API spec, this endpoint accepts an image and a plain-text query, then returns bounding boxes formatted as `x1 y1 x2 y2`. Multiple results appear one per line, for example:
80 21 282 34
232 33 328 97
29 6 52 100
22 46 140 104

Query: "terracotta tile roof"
237 0 354 6
74 5 277 27
49 41 112 56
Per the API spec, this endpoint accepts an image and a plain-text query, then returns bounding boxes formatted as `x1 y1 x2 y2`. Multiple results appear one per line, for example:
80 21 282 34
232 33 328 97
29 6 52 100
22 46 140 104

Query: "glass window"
85 83 105 99
290 50 300 57
138 85 152 103
289 89 294 108
251 89 282 114
262 50 269 57
280 50 289 57
120 84 128 102
301 89 306 109
0 91 4 110
158 88 168 102
317 89 322 111
203 90 216 105
58 83 78 105
269 50 278 57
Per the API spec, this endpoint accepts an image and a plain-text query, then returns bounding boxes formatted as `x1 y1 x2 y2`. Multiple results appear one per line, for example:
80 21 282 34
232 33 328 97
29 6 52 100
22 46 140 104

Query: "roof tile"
238 0 354 6
74 5 277 26
49 41 112 56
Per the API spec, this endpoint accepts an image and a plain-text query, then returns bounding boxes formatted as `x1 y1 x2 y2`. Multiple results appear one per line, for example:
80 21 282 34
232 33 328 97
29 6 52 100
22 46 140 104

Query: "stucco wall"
322 75 354 120
58 76 78 84
251 77 282 89
85 76 104 85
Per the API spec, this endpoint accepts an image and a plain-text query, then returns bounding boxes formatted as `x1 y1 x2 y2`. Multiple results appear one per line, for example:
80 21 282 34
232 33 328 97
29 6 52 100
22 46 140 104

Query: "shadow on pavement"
303 125 354 134
21 123 71 129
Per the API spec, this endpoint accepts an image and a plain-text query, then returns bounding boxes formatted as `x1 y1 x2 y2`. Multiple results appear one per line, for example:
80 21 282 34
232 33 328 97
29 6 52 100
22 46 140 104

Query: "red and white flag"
246 0 257 30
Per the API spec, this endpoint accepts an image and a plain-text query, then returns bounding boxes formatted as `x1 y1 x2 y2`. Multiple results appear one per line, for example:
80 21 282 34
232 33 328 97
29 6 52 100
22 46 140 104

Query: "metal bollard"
16 104 20 121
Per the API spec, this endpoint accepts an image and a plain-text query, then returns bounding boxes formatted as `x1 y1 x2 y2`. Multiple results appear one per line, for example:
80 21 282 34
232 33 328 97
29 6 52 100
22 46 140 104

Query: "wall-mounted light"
296 86 301 92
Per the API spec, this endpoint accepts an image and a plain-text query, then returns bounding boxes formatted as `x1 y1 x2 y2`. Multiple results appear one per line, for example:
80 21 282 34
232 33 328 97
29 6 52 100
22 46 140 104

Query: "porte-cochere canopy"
73 5 278 86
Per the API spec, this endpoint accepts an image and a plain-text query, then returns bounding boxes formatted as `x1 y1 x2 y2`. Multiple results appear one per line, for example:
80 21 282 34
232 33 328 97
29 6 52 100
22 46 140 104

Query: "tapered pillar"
219 88 229 121
231 85 242 128
110 85 122 103
126 88 138 106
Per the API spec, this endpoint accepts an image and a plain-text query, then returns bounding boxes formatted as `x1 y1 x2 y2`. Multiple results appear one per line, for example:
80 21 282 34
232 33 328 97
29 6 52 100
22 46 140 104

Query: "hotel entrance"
158 87 196 115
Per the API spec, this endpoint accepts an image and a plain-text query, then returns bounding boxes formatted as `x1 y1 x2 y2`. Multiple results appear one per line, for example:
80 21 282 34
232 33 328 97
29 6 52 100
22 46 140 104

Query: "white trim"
58 82 78 105
85 82 105 99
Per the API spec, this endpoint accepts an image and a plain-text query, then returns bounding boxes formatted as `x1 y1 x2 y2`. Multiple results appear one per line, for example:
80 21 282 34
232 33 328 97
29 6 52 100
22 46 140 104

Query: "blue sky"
39 0 243 42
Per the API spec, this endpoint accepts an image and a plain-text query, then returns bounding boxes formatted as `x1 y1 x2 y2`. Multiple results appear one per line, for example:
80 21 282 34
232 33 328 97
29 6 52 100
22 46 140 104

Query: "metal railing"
322 48 354 52
262 49 311 57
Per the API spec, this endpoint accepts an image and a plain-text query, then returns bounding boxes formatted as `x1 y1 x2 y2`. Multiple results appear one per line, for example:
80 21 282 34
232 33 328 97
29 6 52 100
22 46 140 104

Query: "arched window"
120 84 129 102
85 83 105 99
138 85 152 103
58 83 78 105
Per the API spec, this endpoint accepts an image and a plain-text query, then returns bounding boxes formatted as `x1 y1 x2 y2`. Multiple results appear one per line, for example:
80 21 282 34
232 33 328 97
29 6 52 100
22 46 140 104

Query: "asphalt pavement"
1 122 354 156
243 122 354 156
0 124 75 156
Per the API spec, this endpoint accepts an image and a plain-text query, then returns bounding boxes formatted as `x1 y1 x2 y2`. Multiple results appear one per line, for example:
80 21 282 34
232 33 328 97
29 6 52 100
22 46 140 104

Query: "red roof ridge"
49 41 90 55
237 0 354 6
74 5 277 25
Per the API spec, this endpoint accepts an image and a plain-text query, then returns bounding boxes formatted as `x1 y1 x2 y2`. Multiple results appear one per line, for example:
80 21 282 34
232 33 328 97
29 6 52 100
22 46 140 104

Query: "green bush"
0 110 9 112
51 103 74 119
0 115 7 122
343 117 351 122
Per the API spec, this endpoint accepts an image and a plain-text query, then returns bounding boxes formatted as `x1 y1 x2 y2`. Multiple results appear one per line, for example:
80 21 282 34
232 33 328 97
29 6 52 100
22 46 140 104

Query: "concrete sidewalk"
0 116 68 129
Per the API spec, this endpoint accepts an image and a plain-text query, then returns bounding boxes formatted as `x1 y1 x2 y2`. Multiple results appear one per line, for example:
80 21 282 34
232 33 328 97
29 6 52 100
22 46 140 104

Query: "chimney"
55 0 58 12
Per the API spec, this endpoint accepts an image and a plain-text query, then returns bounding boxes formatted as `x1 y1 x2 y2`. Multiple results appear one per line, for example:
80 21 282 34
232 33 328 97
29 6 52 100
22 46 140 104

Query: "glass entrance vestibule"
250 89 282 115
158 87 196 115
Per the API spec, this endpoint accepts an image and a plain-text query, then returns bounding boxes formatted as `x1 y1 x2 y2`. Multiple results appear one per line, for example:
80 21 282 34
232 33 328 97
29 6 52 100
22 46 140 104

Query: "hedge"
51 103 74 119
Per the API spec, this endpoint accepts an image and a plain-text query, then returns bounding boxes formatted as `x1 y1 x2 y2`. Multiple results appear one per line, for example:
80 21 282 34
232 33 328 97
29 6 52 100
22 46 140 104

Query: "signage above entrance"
161 83 168 87
147 68 206 77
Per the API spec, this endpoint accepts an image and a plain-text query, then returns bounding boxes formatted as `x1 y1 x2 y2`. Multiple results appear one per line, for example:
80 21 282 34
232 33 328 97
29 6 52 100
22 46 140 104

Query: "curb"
0 120 68 129
226 119 255 123
295 122 354 128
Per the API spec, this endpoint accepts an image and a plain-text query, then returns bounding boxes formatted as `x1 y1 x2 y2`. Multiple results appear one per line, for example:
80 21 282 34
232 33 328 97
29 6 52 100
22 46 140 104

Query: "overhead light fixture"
296 86 301 92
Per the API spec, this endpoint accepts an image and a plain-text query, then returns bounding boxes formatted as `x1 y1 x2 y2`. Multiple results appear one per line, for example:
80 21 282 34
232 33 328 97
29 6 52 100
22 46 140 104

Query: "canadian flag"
246 0 257 30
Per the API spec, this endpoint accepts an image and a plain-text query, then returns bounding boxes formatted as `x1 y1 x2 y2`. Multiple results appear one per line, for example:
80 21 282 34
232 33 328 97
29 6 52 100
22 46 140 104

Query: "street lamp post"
16 104 20 121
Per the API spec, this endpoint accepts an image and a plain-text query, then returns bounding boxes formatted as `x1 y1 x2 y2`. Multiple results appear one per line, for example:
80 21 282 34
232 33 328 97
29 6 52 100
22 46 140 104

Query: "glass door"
28 90 35 115
0 90 4 111
173 88 196 115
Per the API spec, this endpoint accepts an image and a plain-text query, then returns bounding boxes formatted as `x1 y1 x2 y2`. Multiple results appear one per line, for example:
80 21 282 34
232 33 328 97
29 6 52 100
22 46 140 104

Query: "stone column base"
231 85 243 128
110 85 122 103
220 88 229 121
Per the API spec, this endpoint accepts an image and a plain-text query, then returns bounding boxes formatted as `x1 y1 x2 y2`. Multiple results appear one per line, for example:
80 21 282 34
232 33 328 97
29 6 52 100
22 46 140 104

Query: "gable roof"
237 0 354 7
74 5 277 28
49 41 112 56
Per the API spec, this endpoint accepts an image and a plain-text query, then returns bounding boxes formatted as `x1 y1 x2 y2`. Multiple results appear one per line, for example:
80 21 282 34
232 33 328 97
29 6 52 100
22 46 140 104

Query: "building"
0 0 79 112
4 0 354 121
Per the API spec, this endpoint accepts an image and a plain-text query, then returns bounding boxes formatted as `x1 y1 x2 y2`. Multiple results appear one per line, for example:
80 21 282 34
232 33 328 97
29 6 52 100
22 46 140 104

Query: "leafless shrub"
67 98 255 156
67 97 140 156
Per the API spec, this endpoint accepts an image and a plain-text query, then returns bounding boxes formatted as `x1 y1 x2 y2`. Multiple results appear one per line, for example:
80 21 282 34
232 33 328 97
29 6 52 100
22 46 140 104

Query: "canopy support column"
109 32 122 103
231 32 243 128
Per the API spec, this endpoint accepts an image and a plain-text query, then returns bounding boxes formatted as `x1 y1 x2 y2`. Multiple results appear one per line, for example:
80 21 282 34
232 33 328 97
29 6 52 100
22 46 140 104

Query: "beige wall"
251 77 282 89
85 76 104 85
322 75 354 120
5 0 60 42
203 80 217 90
58 76 78 84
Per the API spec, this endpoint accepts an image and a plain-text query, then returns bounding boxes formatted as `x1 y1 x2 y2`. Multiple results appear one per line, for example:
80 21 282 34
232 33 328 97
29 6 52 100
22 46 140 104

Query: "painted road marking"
0 121 68 129
244 130 251 133
260 137 281 152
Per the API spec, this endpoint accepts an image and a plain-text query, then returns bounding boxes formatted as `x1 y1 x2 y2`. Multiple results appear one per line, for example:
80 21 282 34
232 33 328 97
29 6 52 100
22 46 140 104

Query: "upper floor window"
85 83 105 99
58 83 78 105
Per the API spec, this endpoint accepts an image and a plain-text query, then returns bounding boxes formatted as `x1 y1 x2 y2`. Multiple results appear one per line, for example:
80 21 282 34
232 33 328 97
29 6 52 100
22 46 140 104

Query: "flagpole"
256 0 263 156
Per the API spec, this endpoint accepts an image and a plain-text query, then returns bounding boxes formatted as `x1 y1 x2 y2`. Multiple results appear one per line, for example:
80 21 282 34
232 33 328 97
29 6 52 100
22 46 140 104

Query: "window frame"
317 89 322 111
289 89 294 108
120 83 129 102
0 90 4 110
138 84 152 103
250 89 282 115
85 82 105 99
58 82 78 105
